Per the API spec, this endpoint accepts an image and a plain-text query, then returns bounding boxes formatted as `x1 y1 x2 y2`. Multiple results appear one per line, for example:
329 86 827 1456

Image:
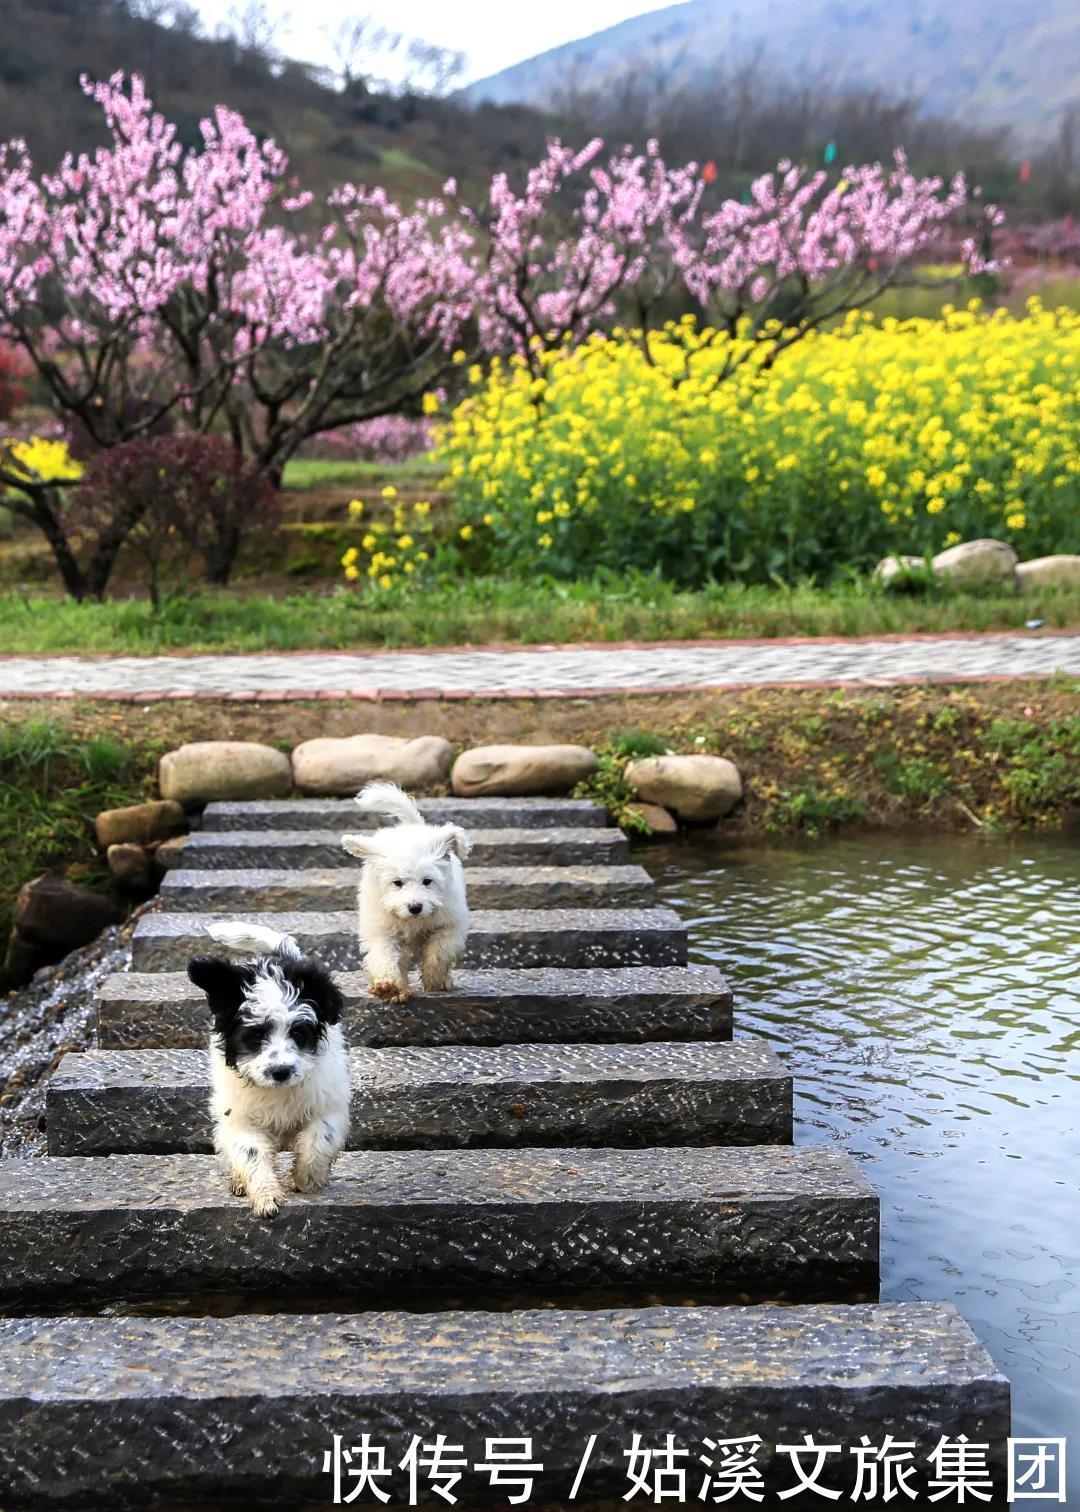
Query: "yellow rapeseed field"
418 299 1078 587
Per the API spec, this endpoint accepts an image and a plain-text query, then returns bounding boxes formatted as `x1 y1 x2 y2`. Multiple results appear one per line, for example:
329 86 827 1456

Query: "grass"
0 719 159 966
2 575 1078 654
280 457 442 491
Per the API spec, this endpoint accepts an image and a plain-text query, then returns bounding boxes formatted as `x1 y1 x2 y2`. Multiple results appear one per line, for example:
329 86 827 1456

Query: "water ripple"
651 833 1080 1470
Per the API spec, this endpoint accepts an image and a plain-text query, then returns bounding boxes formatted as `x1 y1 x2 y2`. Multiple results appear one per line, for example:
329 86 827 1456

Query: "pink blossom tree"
0 73 478 594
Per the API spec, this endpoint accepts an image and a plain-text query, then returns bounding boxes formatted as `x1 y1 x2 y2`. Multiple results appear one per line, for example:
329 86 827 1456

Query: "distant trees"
0 72 996 598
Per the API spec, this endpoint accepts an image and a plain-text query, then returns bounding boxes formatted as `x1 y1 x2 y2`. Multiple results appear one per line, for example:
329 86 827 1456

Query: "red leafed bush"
0 343 28 420
75 434 278 600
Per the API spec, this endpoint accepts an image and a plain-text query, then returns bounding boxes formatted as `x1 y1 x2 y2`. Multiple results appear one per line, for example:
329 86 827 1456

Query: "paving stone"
160 863 655 912
97 964 734 1049
179 826 629 869
201 796 607 830
0 1302 1009 1508
131 907 687 971
47 1041 791 1155
0 1145 878 1308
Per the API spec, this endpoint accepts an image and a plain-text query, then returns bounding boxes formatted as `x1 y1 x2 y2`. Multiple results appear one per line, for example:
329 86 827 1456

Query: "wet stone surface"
201 796 608 831
47 1040 792 1155
0 1145 878 1308
160 863 656 913
96 964 734 1049
0 1302 1009 1507
179 827 631 869
130 907 688 972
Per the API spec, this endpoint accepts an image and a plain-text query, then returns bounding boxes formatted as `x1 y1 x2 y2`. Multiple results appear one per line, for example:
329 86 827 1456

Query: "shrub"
433 302 1080 587
74 435 279 600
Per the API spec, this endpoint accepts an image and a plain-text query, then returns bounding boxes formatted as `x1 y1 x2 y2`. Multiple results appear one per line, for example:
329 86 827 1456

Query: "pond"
650 832 1080 1500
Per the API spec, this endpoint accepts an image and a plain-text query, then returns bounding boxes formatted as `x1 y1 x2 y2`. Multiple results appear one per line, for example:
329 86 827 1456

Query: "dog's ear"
341 831 381 861
187 955 250 1033
431 823 471 861
294 961 344 1026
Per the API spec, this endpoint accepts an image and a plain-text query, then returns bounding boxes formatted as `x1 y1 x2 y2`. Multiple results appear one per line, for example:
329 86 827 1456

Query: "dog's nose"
408 901 423 916
270 1066 292 1083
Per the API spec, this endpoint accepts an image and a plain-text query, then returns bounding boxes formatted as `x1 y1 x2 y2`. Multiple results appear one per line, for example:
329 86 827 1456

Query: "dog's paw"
228 1173 248 1198
292 1164 329 1194
249 1191 282 1220
370 977 411 1002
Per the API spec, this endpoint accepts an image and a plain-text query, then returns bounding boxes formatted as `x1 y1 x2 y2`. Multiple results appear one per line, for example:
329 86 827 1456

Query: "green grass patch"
2 575 1078 655
280 457 441 491
0 719 159 959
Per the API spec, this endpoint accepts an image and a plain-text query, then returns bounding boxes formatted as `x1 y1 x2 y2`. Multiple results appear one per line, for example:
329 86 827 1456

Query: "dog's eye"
392 879 403 888
290 1022 318 1052
241 1025 266 1049
422 877 433 886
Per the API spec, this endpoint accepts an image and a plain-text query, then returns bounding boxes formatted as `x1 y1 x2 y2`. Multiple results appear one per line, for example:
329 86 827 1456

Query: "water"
651 832 1080 1498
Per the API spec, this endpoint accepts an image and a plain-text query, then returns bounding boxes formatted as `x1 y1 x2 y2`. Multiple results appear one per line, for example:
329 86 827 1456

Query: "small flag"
702 160 717 184
824 140 837 164
1019 160 1031 183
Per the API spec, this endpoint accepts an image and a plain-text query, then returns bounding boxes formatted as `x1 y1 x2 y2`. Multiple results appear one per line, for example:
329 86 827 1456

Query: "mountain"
0 0 548 198
465 0 1080 145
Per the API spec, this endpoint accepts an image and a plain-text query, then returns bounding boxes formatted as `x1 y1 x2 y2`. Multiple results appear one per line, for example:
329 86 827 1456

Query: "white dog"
341 781 471 1003
187 922 350 1220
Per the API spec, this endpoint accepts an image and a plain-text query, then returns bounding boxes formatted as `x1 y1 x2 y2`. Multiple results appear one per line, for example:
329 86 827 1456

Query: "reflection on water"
650 832 1080 1488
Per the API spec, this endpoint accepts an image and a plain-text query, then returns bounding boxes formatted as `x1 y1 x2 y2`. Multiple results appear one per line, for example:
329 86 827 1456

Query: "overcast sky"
193 1 684 86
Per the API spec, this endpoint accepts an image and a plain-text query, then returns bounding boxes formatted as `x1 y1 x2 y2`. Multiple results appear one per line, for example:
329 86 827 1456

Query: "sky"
192 1 685 86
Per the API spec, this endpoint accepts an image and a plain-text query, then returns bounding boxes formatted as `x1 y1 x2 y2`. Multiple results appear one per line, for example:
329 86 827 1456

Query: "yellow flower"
421 392 439 415
361 533 377 551
381 485 397 500
1006 511 1026 530
397 534 414 549
538 533 553 548
459 524 474 541
347 498 364 517
452 349 467 365
341 547 359 567
344 564 360 581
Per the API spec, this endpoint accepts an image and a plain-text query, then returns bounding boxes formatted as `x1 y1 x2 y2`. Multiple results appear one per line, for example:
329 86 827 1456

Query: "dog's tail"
353 781 424 827
205 922 302 959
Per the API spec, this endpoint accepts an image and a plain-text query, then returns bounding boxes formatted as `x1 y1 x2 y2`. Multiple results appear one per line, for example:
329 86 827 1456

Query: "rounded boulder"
158 742 292 806
452 744 598 798
931 538 1018 587
95 799 186 850
1016 554 1080 592
291 734 453 796
625 754 743 822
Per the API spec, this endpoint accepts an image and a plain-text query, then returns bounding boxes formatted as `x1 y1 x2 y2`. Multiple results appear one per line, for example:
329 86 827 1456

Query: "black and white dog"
187 922 350 1219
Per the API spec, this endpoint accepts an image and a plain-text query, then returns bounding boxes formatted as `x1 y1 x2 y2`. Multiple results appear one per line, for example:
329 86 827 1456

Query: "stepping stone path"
7 794 1010 1506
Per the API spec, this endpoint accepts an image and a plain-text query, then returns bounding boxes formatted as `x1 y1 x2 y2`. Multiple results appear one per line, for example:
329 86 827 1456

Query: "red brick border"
0 670 1056 705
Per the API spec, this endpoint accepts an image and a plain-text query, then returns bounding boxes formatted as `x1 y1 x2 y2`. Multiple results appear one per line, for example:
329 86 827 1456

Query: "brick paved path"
2 633 1078 700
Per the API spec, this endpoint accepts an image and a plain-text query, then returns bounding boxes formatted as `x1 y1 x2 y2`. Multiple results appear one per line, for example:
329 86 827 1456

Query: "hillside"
466 0 1080 146
0 0 547 195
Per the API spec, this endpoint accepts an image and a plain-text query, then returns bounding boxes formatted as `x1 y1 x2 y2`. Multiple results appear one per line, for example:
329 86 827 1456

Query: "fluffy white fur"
190 923 350 1220
341 781 471 1003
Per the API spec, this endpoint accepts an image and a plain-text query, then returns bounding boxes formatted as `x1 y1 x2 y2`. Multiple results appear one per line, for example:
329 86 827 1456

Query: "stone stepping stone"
0 1303 1008 1507
178 826 630 869
47 1041 791 1156
201 796 608 830
97 964 734 1049
160 862 656 912
131 907 687 972
0 1146 878 1309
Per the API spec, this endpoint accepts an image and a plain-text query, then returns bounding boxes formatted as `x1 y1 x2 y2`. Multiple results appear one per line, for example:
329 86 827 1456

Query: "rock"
152 835 189 876
95 800 186 850
931 538 1018 587
158 743 291 806
107 844 152 891
452 744 598 798
1016 554 1080 591
873 554 927 588
625 801 679 836
625 755 743 822
291 734 453 796
13 875 124 956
